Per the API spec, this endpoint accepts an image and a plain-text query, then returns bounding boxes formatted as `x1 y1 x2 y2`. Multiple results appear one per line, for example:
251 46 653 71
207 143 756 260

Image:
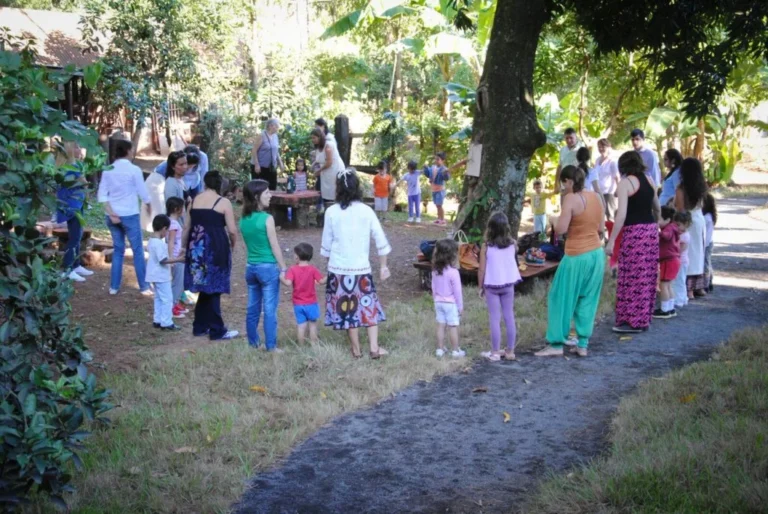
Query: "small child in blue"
280 243 327 344
423 151 450 225
397 160 423 223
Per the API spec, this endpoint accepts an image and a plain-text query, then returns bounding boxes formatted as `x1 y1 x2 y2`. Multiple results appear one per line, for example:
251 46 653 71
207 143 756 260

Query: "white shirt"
321 201 392 275
315 142 345 201
583 167 600 193
97 159 150 216
704 213 714 247
595 155 620 194
636 147 661 187
558 142 583 168
146 237 171 283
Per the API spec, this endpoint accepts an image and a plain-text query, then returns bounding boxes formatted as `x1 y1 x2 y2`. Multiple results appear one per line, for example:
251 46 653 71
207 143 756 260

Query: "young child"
702 193 717 292
531 178 556 235
423 152 450 225
478 212 522 361
165 197 188 319
671 211 692 308
373 161 394 221
397 160 422 223
147 215 184 331
654 206 681 319
294 158 308 192
280 243 327 344
431 239 465 358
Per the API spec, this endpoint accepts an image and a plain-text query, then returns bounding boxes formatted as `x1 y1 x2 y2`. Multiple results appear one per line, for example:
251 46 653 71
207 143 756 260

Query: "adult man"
554 127 583 190
630 128 661 187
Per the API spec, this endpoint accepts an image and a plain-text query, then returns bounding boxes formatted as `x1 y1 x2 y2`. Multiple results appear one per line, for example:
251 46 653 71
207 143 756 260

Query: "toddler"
372 161 394 221
147 215 185 331
531 178 556 235
478 213 522 361
702 193 717 292
654 206 681 319
397 160 422 223
671 211 692 308
280 243 326 344
294 158 308 192
431 239 465 358
423 152 450 225
166 197 188 319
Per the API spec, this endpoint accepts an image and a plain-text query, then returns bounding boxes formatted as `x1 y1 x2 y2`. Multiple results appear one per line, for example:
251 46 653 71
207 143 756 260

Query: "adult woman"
57 142 93 282
164 151 189 204
97 139 152 296
321 169 391 359
675 157 708 297
595 138 620 220
251 119 285 190
311 128 345 209
182 171 239 340
536 166 605 358
240 179 288 352
659 149 684 206
606 151 661 333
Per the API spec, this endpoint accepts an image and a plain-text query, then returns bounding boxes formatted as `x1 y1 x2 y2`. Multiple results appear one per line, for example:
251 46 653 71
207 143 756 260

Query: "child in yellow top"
531 178 556 234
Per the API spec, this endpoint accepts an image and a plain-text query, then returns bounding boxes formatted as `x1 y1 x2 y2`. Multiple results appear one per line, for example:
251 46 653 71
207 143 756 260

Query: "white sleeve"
135 168 151 203
97 173 109 203
320 210 333 258
369 208 391 256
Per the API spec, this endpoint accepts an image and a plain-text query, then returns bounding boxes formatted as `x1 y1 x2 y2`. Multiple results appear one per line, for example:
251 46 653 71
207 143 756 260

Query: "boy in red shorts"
280 243 327 344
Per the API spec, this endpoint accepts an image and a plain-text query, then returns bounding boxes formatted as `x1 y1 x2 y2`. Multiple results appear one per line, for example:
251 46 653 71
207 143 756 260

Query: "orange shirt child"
373 173 393 198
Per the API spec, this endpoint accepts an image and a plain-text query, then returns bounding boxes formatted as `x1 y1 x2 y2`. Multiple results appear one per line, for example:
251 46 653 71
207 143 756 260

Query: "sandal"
370 348 389 360
480 351 501 362
504 350 516 361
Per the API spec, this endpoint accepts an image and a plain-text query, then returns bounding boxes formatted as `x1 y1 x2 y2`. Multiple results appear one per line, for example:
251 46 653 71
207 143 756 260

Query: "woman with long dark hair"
320 169 392 358
659 148 684 206
605 151 661 333
536 165 605 357
675 157 708 298
182 171 239 340
240 179 288 351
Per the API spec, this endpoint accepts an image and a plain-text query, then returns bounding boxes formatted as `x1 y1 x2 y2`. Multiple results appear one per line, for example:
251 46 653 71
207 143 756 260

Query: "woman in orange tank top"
536 165 606 358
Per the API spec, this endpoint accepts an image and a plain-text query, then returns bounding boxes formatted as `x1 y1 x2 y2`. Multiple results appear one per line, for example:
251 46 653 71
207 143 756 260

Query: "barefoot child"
280 243 326 344
478 212 522 361
424 152 450 225
147 215 185 331
165 197 188 319
654 206 681 319
431 239 465 358
373 161 394 222
397 160 422 223
672 211 692 308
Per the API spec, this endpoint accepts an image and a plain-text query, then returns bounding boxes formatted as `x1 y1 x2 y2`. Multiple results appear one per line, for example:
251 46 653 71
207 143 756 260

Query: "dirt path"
233 198 768 514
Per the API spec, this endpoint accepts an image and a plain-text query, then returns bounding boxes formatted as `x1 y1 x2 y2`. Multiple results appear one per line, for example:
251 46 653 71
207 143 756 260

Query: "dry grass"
526 325 768 514
38 271 616 513
713 184 768 198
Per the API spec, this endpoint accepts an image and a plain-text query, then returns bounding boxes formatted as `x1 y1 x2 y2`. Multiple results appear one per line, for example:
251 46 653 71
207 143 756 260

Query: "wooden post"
64 80 74 120
334 115 350 167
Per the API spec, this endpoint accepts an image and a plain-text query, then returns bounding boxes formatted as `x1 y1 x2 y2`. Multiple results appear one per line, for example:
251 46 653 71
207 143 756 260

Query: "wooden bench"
413 259 559 292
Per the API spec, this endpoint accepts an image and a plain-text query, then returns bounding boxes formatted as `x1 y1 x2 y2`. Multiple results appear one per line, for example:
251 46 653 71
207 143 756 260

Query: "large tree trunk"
455 0 550 237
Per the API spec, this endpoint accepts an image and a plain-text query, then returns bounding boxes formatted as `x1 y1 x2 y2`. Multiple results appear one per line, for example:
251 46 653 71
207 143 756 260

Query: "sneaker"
451 349 466 358
172 304 187 317
140 288 154 297
436 348 446 357
612 324 643 334
73 266 94 277
160 324 181 331
564 336 578 347
534 346 564 357
652 308 676 319
67 270 86 282
176 303 190 314
407 217 414 223
172 312 186 319
480 351 501 362
109 288 119 295
220 330 240 340
504 350 516 361
569 346 588 357
153 322 161 329
415 217 421 223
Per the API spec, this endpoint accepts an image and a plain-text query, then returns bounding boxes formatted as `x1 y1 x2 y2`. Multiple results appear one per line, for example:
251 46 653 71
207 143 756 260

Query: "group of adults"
537 128 710 357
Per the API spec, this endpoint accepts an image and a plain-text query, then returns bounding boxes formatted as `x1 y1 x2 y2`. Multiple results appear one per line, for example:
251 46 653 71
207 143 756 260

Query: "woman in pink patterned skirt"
605 151 661 333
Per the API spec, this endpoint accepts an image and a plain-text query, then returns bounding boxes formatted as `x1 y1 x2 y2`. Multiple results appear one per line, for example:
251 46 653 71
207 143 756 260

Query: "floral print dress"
184 197 231 294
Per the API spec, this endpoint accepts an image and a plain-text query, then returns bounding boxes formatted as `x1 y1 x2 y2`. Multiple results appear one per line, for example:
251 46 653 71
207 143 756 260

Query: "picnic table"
413 259 559 292
270 190 321 229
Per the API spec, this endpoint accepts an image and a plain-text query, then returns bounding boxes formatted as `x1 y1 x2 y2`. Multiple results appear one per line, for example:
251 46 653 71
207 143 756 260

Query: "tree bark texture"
455 0 550 237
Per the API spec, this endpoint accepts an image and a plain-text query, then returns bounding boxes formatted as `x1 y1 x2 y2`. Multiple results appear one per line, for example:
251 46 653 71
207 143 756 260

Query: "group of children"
655 193 717 318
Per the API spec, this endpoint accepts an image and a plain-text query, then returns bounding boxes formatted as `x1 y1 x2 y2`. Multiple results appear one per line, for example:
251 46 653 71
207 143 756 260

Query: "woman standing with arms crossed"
535 165 605 358
240 179 288 352
606 151 661 333
321 169 392 359
182 171 240 340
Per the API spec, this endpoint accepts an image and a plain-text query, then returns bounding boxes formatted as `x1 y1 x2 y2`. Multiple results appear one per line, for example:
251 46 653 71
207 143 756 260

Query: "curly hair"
432 239 458 276
679 158 708 210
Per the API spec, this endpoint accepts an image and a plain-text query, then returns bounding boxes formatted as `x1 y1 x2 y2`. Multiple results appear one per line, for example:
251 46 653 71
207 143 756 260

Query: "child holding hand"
654 206 681 319
672 211 692 308
147 215 185 331
280 243 327 344
431 239 465 358
397 160 422 223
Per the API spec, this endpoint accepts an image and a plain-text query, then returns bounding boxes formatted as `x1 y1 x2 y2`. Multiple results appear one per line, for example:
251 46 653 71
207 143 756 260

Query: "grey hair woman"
250 118 285 190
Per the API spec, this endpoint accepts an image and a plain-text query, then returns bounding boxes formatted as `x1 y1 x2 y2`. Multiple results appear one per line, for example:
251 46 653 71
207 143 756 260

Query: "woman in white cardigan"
321 169 392 359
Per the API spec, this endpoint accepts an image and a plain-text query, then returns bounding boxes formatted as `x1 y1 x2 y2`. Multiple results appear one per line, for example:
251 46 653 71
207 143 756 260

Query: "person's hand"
604 244 613 257
254 167 262 175
109 213 121 225
478 287 485 299
380 266 391 282
144 203 152 216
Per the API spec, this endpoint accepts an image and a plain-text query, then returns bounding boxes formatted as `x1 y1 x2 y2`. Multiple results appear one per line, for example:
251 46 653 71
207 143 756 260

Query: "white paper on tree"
466 143 482 177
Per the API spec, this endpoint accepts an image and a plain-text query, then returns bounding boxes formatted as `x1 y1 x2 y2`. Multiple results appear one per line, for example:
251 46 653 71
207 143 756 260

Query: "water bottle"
287 207 293 222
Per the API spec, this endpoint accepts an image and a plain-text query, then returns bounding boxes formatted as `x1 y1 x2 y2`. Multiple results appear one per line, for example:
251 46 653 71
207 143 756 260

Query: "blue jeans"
246 263 280 349
106 214 148 292
63 216 83 270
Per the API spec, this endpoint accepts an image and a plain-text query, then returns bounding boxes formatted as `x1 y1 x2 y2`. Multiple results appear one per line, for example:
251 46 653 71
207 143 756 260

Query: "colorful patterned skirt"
325 273 386 330
615 223 659 329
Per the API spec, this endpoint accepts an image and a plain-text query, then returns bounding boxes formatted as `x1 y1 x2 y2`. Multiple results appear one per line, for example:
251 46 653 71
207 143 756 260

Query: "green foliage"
0 33 111 510
364 110 409 175
199 107 254 185
708 139 742 186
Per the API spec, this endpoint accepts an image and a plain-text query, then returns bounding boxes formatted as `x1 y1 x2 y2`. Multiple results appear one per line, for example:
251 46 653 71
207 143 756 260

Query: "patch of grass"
82 198 110 239
49 269 615 513
526 325 768 514
714 184 768 198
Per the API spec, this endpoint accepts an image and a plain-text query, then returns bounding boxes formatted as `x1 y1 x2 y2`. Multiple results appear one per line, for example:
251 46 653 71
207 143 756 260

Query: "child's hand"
478 287 485 299
380 266 391 282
